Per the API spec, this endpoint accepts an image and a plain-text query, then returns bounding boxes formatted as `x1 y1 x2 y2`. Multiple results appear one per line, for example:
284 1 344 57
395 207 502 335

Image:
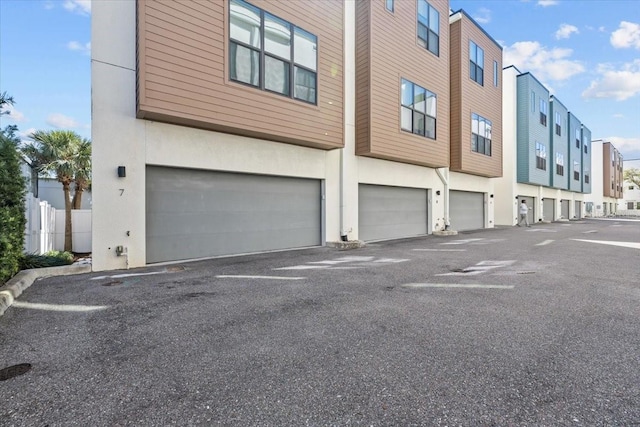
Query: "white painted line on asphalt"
12 301 109 312
412 249 467 252
435 260 516 276
440 238 484 245
91 271 164 280
527 229 557 233
402 283 514 289
536 240 554 246
274 265 330 270
572 239 640 250
215 275 306 280
373 258 410 263
582 230 598 234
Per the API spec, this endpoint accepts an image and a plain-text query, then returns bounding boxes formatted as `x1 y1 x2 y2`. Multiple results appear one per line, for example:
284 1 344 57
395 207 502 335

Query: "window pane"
493 61 498 86
294 66 316 103
469 41 476 62
485 139 491 156
230 0 261 48
230 42 259 86
471 134 477 152
265 55 290 95
429 5 439 34
478 68 483 86
401 107 412 131
426 92 436 117
418 0 428 21
417 23 428 45
264 13 291 60
414 85 426 113
401 79 413 107
477 47 484 68
294 27 317 71
478 118 486 137
386 0 394 12
470 62 476 80
413 111 425 136
478 137 485 154
471 114 479 134
425 116 436 139
428 32 439 55
485 119 492 139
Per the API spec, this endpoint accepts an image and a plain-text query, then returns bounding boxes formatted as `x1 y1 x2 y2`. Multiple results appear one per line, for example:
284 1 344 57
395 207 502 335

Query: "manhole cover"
0 364 32 381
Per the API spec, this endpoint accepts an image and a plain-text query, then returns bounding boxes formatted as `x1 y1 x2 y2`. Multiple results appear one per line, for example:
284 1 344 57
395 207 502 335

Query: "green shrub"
0 134 27 284
19 251 75 270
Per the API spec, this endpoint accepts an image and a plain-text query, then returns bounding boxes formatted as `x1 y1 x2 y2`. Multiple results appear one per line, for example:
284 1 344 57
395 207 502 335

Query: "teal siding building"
549 96 569 190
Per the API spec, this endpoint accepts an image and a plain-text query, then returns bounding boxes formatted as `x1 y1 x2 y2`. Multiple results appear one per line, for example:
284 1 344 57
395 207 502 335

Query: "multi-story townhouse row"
584 140 624 216
91 0 599 271
495 67 592 225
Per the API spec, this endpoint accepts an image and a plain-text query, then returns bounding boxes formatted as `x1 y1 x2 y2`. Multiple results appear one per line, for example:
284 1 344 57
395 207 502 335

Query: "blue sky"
1 0 639 163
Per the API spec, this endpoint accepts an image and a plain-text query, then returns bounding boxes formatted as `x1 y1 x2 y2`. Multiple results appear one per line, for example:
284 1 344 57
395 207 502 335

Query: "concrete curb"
0 264 92 317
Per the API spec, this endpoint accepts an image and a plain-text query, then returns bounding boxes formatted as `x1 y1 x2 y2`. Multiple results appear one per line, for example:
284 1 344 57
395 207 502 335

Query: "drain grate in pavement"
0 364 32 381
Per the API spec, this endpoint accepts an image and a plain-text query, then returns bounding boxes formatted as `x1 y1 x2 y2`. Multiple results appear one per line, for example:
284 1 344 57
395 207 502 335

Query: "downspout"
340 148 348 241
340 0 355 243
435 168 450 230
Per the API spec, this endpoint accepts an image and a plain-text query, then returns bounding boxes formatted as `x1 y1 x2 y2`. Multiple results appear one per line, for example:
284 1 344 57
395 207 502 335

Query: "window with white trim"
469 41 484 86
536 142 547 170
555 152 564 176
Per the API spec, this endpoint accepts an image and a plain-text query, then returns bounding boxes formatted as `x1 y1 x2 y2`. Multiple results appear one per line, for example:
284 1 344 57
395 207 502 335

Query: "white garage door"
450 191 484 231
146 167 322 264
574 201 582 219
359 184 428 241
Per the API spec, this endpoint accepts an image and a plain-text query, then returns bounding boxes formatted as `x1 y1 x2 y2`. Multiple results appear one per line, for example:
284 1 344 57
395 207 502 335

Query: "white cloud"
43 1 55 10
606 136 640 158
610 21 640 49
473 8 491 25
503 41 585 83
67 40 91 55
537 0 558 6
582 60 640 101
19 128 37 140
0 104 26 122
555 24 579 40
46 113 79 129
63 0 91 15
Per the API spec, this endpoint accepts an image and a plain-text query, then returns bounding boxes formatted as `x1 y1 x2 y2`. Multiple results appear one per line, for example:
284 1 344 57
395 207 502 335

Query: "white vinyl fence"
24 193 92 254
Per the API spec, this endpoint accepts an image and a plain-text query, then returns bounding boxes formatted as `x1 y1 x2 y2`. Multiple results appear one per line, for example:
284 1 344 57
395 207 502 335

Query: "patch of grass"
19 251 75 270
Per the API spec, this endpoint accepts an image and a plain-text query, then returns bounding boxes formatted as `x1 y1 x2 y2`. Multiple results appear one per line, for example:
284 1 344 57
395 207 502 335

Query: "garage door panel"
146 167 321 263
450 191 484 231
359 184 427 241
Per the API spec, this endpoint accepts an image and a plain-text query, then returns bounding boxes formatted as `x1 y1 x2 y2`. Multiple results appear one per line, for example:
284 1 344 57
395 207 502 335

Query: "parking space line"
412 249 466 252
12 301 109 312
216 275 306 280
536 240 554 246
401 283 514 289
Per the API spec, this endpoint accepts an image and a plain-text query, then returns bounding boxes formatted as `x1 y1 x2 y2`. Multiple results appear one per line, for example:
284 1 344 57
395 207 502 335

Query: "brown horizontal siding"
450 13 502 177
356 0 450 168
137 0 344 150
449 20 462 171
355 0 371 155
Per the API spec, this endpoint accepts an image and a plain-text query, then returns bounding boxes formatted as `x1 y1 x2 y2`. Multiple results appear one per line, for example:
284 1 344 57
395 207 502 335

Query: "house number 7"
119 189 125 196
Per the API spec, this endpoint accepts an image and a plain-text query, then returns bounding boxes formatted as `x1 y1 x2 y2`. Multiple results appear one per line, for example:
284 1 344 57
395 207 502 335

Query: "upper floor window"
229 0 318 104
469 41 484 86
536 142 547 170
493 61 498 87
573 161 580 181
584 143 588 154
401 78 437 139
417 0 439 56
386 0 394 12
471 113 491 156
539 99 547 126
584 171 590 184
575 128 581 148
555 152 564 176
555 111 561 136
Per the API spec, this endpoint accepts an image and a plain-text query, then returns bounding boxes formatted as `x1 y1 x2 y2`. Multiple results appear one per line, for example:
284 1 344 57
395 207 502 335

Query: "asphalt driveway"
1 219 639 426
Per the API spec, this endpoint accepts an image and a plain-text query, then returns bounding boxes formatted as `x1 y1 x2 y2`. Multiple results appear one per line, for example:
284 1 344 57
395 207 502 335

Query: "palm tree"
21 130 90 252
72 137 92 209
